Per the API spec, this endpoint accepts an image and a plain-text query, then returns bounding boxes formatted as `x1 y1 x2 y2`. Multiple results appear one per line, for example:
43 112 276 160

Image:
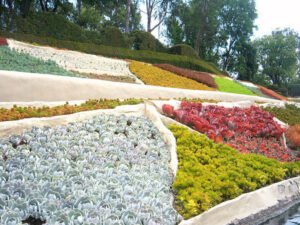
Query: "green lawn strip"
169 124 300 219
234 80 272 99
0 46 81 77
214 77 256 95
262 104 300 125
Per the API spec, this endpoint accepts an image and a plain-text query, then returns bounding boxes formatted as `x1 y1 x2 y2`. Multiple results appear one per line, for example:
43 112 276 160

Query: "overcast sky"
253 0 300 38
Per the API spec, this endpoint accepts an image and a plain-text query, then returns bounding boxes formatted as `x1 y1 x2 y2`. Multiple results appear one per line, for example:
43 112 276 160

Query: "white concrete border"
0 70 283 103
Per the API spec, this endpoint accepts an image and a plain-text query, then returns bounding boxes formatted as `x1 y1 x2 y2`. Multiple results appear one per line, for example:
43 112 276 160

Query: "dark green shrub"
16 12 87 42
99 26 126 48
1 31 224 74
288 84 300 97
168 44 199 59
129 30 167 52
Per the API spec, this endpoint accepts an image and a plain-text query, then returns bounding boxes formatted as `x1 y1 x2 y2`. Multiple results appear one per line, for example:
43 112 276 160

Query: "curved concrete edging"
0 70 283 103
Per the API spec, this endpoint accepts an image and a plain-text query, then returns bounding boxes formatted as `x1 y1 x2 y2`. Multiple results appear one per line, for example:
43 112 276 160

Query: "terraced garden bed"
169 124 300 219
129 61 216 91
0 114 180 224
0 46 80 77
162 101 292 162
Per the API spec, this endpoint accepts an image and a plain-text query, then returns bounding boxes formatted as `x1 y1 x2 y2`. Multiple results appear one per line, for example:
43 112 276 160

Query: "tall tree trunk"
40 0 45 11
194 0 207 55
125 0 131 34
21 0 32 18
194 27 202 55
77 0 82 14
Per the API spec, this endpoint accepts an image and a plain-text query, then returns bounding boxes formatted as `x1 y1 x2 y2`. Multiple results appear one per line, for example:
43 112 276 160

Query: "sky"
253 0 300 38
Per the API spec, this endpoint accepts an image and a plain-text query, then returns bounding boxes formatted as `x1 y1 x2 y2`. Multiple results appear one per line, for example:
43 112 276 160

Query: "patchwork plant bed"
129 61 216 91
162 101 293 162
7 39 138 81
0 46 81 77
169 124 300 219
258 85 287 101
214 77 256 96
0 114 180 224
153 64 218 89
262 104 300 126
0 99 142 122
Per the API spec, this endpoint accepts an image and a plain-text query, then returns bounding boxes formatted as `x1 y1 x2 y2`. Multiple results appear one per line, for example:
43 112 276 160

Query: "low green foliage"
0 46 80 77
262 104 300 126
234 80 271 98
169 124 300 219
1 32 224 75
214 77 256 95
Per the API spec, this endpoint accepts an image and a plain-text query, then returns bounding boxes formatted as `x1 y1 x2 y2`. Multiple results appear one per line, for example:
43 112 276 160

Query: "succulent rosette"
0 114 180 224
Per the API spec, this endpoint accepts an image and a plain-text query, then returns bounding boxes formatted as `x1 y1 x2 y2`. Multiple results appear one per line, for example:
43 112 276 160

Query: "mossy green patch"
214 77 256 95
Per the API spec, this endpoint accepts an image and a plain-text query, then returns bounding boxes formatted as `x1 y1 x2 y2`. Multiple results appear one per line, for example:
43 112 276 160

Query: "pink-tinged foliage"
162 101 293 162
0 37 8 46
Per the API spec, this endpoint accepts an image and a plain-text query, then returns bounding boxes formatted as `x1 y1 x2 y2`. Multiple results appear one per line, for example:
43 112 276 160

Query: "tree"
125 0 131 34
236 42 258 81
255 29 299 87
218 0 257 73
144 0 170 33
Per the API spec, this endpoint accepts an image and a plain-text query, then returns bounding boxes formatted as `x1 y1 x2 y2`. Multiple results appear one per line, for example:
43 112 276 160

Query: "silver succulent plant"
0 114 181 224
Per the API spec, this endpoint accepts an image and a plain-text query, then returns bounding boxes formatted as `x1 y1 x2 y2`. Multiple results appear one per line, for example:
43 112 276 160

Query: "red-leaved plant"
0 37 8 46
163 101 293 162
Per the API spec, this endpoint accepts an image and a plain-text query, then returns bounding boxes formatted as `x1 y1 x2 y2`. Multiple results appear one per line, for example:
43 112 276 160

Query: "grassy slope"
214 77 256 96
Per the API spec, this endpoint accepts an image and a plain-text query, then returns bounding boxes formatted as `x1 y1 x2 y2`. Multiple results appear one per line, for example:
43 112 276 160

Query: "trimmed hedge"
129 30 167 52
169 124 300 219
129 61 216 91
1 32 224 75
154 64 218 89
168 44 199 59
262 104 300 126
214 77 256 96
288 84 300 97
12 12 127 48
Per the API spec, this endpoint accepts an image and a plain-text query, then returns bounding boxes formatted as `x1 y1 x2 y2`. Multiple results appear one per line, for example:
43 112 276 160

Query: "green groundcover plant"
234 80 271 99
0 46 80 77
214 77 256 96
262 104 300 126
169 124 300 219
